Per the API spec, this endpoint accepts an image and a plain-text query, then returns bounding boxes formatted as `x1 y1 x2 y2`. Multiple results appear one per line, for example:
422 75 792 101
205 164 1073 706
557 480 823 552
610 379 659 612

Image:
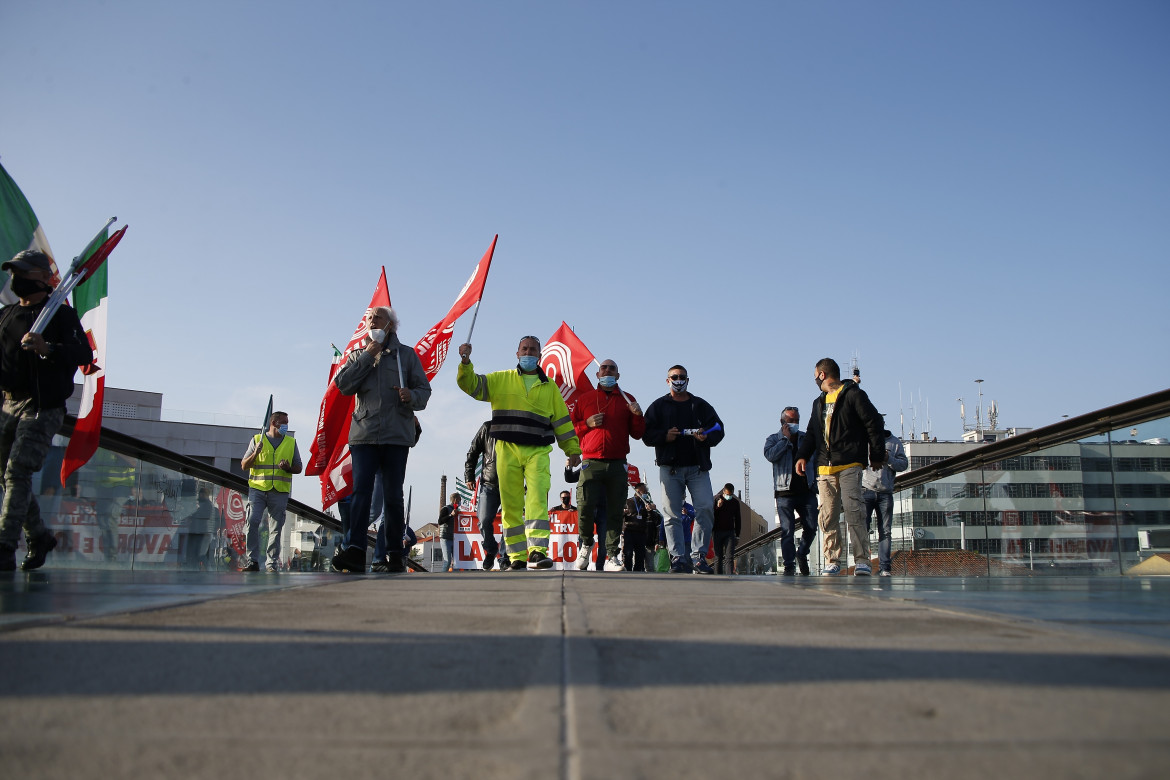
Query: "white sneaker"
603 557 625 572
576 545 591 571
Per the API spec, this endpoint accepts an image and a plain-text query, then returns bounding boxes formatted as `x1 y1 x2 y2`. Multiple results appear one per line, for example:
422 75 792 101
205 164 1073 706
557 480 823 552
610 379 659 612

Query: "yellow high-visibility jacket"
458 361 581 456
247 434 297 493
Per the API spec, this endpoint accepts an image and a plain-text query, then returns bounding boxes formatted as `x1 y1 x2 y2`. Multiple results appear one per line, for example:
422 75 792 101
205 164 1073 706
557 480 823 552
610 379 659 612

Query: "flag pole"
463 234 498 344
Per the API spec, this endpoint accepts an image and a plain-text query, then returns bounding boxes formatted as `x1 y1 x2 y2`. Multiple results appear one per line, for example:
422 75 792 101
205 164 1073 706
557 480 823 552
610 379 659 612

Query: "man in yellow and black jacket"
457 336 581 570
240 411 302 572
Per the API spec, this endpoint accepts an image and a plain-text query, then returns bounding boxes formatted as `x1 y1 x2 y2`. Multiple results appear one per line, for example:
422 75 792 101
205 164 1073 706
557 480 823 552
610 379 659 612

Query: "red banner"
415 235 497 381
541 322 595 414
626 464 641 486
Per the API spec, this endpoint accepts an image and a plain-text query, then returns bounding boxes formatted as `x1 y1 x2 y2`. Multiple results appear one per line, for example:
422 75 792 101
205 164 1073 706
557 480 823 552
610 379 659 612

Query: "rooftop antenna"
850 352 861 385
898 382 905 439
958 397 966 432
988 400 998 431
742 456 751 509
975 379 985 434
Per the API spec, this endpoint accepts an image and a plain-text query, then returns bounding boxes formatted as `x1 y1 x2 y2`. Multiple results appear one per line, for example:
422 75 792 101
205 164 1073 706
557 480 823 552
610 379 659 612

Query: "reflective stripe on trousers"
494 439 552 561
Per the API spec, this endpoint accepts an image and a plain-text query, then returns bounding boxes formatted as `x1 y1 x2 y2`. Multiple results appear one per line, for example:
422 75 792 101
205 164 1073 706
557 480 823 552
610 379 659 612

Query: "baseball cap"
2 249 54 274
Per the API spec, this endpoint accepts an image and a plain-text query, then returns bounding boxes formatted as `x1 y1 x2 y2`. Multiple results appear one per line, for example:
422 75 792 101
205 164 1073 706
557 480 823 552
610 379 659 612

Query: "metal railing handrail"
734 387 1170 560
893 387 1170 491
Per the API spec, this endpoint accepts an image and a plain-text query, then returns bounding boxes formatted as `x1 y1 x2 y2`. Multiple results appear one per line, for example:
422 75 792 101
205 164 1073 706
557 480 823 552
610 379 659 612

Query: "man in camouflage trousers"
0 250 93 571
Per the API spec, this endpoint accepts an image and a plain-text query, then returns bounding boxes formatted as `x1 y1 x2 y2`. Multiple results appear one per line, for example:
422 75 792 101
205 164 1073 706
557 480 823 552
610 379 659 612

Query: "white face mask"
368 328 387 344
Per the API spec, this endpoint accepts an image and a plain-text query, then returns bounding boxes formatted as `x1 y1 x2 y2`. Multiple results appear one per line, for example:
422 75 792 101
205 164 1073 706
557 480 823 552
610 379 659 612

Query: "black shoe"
782 565 796 576
370 560 389 572
797 555 810 576
0 544 15 572
527 551 554 570
482 555 495 571
386 553 406 573
21 532 57 571
510 557 528 571
240 561 260 572
330 547 366 573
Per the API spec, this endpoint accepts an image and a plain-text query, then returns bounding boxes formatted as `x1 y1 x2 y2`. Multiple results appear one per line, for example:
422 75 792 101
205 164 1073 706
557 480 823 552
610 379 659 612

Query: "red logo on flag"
541 322 595 414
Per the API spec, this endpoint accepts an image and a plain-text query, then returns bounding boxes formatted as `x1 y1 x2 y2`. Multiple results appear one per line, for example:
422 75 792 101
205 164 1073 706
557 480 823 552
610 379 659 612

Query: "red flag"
216 487 249 558
415 235 497 381
626 464 641 487
306 269 391 509
541 322 595 414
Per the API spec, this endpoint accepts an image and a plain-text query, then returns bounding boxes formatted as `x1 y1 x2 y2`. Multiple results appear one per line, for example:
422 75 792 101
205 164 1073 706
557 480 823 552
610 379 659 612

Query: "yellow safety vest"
248 434 296 493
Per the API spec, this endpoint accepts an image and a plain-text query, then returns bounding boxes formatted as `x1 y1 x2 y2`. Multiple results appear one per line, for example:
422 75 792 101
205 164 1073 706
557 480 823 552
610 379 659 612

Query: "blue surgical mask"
278 424 288 436
598 375 617 388
518 355 539 372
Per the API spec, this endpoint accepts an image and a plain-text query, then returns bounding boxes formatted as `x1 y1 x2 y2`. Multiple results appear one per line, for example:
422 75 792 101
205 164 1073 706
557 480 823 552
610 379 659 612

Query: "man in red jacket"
570 359 645 571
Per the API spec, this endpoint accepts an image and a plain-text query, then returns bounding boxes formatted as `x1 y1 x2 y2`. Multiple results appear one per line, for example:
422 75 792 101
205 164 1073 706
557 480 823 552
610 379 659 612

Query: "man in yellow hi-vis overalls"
240 410 302 572
457 336 581 570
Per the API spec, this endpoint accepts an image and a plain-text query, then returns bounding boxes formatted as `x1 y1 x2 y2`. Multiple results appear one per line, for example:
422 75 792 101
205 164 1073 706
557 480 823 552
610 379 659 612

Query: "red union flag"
416 235 497 381
626 464 641 486
541 322 595 414
307 269 391 508
216 487 248 558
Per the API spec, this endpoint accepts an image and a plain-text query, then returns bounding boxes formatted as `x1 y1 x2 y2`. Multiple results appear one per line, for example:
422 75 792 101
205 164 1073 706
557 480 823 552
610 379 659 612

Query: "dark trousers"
713 530 737 574
577 459 629 557
0 399 63 550
622 526 646 571
776 491 818 567
346 444 409 555
477 481 502 560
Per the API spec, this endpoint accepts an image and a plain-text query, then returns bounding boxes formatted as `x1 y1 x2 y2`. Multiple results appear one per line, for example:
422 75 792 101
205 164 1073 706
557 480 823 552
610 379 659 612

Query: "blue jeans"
371 473 387 560
345 444 409 554
477 481 502 559
863 490 894 572
658 465 714 565
775 491 818 567
441 537 454 570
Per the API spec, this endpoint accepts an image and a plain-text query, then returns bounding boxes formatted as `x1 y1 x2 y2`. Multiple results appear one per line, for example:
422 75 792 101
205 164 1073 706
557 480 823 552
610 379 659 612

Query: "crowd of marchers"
0 269 906 576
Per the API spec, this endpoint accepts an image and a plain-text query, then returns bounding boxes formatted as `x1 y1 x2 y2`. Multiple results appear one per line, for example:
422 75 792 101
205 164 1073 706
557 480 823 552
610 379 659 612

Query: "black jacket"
712 493 742 535
795 381 887 470
642 393 724 470
437 504 457 540
464 421 497 485
0 300 92 409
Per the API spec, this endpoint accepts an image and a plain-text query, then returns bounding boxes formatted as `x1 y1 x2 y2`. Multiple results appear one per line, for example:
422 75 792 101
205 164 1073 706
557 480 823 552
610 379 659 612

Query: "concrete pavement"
1 570 1168 779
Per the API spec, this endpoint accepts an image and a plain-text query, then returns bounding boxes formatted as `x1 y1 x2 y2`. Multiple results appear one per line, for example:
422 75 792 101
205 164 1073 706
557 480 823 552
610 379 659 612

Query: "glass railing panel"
1107 415 1170 575
735 537 781 575
27 435 345 573
980 441 1111 576
890 468 990 576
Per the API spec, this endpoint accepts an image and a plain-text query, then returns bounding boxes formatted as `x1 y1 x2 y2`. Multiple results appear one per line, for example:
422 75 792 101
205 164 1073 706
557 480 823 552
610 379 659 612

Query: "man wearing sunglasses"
642 365 725 574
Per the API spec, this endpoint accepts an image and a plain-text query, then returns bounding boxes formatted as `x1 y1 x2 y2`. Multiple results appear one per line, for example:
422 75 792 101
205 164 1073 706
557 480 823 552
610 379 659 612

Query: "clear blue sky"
3 1 1168 516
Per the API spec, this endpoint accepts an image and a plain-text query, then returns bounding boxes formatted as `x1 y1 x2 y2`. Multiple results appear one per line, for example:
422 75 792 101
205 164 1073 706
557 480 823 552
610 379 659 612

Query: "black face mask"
10 276 50 298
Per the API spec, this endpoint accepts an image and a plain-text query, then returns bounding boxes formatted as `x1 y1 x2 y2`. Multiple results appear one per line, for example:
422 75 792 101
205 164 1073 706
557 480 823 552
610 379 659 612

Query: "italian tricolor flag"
0 161 60 301
60 236 108 483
